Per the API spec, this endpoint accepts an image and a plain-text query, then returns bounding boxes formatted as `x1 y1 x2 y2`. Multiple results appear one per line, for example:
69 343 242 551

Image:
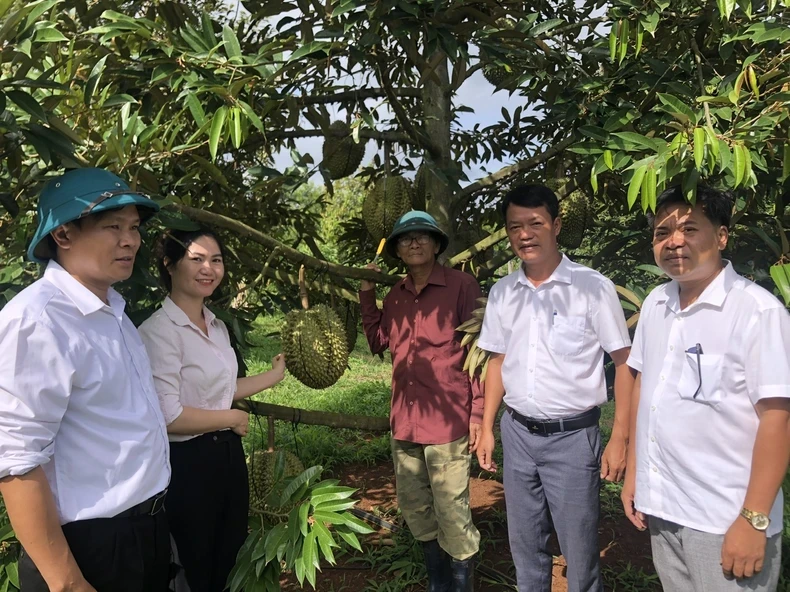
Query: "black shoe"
422 539 452 592
451 555 474 592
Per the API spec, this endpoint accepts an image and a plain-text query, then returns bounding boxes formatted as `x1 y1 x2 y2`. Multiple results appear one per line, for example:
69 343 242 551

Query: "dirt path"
281 461 658 591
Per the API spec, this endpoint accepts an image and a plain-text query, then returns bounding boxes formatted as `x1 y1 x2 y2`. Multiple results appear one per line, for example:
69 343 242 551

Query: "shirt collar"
661 260 736 313
516 254 573 288
402 262 446 292
162 296 216 327
44 260 126 319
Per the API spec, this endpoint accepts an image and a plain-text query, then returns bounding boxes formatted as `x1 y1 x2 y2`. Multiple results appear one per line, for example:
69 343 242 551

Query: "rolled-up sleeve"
592 278 631 354
0 317 73 479
746 305 790 405
477 284 506 354
138 321 185 425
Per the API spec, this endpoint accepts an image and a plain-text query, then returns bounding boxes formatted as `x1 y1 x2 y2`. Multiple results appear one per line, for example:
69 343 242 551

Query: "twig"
689 35 714 129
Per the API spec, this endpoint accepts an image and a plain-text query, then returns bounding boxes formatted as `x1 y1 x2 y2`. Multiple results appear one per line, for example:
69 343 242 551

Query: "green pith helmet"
385 211 449 259
27 168 160 264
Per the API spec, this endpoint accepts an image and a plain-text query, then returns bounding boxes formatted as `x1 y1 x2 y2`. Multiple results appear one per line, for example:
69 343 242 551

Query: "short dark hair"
652 186 733 229
157 227 226 292
500 184 560 221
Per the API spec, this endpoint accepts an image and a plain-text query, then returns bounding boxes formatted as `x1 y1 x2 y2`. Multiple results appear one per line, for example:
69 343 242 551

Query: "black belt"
114 489 167 519
508 406 600 436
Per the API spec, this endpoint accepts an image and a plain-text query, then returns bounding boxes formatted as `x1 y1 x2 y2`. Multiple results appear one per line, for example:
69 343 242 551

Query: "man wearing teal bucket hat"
0 168 172 592
360 211 483 592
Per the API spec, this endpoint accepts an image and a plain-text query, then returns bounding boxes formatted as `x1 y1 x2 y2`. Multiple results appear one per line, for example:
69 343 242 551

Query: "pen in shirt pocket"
552 310 557 325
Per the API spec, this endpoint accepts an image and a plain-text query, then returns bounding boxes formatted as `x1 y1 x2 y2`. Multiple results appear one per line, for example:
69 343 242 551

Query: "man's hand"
468 422 482 453
360 263 381 292
271 353 286 380
601 431 627 482
52 578 97 592
620 470 647 531
475 428 497 472
721 516 767 580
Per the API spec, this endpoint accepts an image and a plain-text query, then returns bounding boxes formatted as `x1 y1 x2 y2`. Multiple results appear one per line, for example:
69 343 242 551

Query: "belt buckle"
149 489 167 516
528 422 547 436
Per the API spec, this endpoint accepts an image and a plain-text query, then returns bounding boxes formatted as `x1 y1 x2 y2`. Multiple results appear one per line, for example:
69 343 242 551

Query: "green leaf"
656 93 697 125
280 466 323 506
264 522 288 563
238 100 264 132
312 520 338 565
229 106 242 149
750 226 782 259
335 527 362 551
33 26 68 43
693 127 705 171
84 54 108 107
288 41 332 63
6 560 18 588
608 23 617 61
299 502 310 537
209 105 227 161
578 125 609 142
102 94 138 108
610 132 661 152
222 25 242 61
617 19 629 65
335 512 374 534
312 510 347 525
733 143 745 187
641 11 660 35
718 0 736 19
769 264 790 306
310 488 356 507
590 167 598 193
627 166 647 209
782 144 790 182
6 89 46 121
313 500 357 513
529 19 564 37
185 93 206 128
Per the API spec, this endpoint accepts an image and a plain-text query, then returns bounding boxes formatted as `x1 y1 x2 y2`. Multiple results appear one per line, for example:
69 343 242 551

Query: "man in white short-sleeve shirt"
621 185 790 592
476 184 635 592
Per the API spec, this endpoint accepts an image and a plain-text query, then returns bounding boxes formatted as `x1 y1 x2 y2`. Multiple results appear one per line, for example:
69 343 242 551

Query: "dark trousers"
168 430 249 592
19 511 170 592
501 410 603 592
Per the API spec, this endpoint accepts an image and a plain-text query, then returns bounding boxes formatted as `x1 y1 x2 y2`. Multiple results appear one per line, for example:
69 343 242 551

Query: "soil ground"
280 461 658 591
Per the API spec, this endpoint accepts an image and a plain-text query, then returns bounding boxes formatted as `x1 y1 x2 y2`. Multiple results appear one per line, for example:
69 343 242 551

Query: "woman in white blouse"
139 228 285 592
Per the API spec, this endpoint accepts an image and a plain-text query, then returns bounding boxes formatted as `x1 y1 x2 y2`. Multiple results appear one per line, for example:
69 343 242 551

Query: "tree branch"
261 127 417 144
689 35 714 129
167 203 401 284
454 135 575 212
297 88 421 105
447 228 507 267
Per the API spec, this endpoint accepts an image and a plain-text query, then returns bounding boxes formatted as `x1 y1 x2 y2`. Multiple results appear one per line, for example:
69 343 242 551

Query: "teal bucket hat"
28 168 160 264
385 211 449 259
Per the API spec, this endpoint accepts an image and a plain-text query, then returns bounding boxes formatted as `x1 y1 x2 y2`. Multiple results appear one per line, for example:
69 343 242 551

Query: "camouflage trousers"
391 436 481 560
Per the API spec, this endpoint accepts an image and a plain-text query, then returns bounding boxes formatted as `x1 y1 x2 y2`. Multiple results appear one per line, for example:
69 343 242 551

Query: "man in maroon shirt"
360 211 483 592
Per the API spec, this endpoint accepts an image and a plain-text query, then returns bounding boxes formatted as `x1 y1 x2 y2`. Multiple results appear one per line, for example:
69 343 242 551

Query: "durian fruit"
322 121 366 180
282 304 350 389
413 165 428 211
332 299 359 353
557 187 590 250
362 175 415 242
248 449 305 513
457 297 491 381
480 18 528 90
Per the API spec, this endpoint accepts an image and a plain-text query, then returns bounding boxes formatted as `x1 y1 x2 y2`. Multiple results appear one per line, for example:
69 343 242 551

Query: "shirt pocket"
549 316 586 356
677 352 724 404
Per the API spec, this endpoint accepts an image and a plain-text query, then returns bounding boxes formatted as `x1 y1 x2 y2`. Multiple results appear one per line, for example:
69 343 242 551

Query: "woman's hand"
272 353 286 381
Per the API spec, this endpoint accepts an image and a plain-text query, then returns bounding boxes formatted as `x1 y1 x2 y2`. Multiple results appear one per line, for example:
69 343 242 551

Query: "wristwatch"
740 508 770 531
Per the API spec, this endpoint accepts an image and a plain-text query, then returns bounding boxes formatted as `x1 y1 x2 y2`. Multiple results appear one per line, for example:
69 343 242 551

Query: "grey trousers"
649 516 781 592
501 410 603 592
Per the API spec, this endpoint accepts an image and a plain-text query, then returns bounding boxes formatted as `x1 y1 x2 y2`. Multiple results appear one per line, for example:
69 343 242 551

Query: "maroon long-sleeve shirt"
360 263 484 445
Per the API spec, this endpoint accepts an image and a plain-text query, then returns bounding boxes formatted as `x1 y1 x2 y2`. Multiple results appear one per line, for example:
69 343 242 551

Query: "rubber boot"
422 539 452 592
451 555 474 592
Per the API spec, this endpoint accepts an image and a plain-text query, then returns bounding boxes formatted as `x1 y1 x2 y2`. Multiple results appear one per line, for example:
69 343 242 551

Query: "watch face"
753 514 770 531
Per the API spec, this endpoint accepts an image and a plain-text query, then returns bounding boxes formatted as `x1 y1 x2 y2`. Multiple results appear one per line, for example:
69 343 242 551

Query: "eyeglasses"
686 343 703 398
397 234 432 248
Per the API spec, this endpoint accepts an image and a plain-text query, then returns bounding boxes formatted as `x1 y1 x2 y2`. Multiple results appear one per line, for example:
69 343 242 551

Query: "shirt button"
651 437 656 442
669 345 674 351
409 401 414 406
530 344 535 348
529 369 533 373
660 375 665 381
415 299 419 303
213 435 218 441
528 393 533 398
652 466 658 473
409 381 413 386
651 406 656 411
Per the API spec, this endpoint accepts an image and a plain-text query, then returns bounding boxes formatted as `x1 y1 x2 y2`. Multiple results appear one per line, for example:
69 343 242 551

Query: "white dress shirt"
478 255 631 419
627 262 790 537
0 262 170 524
138 297 239 443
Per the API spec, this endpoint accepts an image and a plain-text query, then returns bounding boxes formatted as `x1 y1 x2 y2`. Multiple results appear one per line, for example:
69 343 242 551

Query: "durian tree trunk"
420 52 459 259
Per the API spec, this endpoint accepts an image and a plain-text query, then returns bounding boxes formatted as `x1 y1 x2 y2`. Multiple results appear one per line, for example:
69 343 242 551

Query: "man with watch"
620 186 790 591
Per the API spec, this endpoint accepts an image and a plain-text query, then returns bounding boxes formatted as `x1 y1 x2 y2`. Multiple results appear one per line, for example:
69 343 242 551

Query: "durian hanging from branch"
321 120 367 180
281 266 350 389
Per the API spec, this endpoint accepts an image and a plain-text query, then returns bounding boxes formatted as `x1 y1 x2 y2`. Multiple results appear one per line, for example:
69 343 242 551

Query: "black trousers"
168 430 249 592
19 510 170 592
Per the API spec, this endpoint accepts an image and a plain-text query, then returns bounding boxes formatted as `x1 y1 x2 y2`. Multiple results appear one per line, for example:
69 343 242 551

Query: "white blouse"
139 297 239 442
